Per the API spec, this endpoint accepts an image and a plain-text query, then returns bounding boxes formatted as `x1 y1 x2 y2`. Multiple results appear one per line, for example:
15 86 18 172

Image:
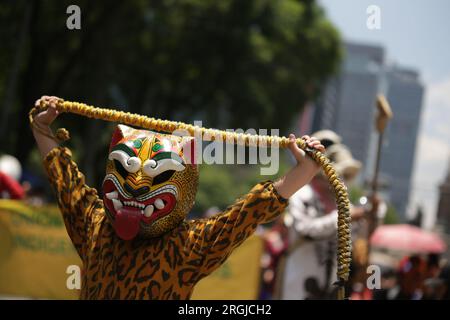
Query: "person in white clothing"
279 130 365 300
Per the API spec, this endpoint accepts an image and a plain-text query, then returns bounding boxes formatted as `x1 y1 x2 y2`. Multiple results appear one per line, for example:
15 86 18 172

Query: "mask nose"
124 183 150 198
124 171 152 198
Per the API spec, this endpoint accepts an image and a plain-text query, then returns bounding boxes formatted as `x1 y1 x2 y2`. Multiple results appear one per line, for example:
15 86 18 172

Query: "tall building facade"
311 43 384 165
378 68 424 216
310 42 424 220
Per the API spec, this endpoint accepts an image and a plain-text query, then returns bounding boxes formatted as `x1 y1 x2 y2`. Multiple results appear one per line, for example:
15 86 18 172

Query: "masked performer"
31 96 325 300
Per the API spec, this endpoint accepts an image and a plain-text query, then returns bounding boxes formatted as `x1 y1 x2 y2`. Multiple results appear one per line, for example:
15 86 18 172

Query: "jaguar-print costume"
44 146 288 299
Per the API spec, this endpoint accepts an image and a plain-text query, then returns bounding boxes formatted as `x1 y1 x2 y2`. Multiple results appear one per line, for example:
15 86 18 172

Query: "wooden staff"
368 95 393 237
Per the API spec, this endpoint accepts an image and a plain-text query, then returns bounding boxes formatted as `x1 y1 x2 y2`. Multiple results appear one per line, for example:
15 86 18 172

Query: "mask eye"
143 158 185 177
152 170 175 185
114 160 128 179
108 150 141 173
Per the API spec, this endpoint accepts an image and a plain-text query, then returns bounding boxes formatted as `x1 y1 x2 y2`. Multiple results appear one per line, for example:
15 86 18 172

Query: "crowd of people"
256 130 450 300
2 128 449 300
373 254 449 300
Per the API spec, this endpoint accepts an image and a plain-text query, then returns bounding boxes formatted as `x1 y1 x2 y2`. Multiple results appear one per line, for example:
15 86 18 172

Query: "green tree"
384 205 400 225
193 149 291 216
1 0 341 187
348 185 365 204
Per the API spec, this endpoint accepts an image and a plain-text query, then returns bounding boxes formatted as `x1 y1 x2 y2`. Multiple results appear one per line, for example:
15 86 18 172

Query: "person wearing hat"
276 130 366 300
0 154 25 200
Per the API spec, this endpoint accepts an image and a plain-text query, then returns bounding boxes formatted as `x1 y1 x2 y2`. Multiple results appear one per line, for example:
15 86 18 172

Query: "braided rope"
29 99 352 299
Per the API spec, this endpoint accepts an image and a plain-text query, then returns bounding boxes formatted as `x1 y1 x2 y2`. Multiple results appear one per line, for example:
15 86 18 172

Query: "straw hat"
325 144 362 182
311 130 342 148
307 129 361 181
0 154 22 181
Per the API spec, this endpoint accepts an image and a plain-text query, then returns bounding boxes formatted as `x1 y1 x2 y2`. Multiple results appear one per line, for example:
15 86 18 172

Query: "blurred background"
0 0 449 300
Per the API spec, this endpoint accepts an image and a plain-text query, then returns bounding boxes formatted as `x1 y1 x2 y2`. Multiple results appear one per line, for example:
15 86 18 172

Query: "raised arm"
31 96 61 158
183 134 324 276
273 134 324 198
183 181 288 277
30 96 100 259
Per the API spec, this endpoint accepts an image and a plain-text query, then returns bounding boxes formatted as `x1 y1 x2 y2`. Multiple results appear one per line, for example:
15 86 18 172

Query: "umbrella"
370 224 447 254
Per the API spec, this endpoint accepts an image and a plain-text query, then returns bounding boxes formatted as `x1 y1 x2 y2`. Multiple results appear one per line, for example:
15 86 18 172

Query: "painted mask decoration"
102 125 198 240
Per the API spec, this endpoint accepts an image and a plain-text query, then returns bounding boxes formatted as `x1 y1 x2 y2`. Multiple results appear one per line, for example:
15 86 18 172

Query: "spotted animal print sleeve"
184 181 289 276
43 146 100 258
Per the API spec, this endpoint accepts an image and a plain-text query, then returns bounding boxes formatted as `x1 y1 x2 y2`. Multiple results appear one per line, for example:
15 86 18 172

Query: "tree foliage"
1 0 341 187
384 205 400 225
193 151 291 216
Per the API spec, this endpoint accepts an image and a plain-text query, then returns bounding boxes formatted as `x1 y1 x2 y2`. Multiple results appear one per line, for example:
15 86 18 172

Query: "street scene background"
0 0 449 300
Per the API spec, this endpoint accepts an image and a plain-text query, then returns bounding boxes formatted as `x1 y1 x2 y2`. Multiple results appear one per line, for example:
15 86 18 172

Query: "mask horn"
109 124 134 152
181 137 197 165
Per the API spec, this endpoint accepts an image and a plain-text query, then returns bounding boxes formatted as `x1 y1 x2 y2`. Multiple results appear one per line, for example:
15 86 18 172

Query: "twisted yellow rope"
29 99 351 299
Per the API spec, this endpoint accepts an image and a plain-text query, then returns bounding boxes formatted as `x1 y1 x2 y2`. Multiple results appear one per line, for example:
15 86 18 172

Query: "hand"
350 206 365 221
31 96 63 159
274 134 325 199
287 134 325 173
33 96 62 127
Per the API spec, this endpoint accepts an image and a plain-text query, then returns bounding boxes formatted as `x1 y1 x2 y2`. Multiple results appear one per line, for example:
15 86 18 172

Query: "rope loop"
29 98 352 299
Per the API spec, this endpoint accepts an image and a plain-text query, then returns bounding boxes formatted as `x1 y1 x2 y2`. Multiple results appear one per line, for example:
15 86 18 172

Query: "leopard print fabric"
44 146 288 299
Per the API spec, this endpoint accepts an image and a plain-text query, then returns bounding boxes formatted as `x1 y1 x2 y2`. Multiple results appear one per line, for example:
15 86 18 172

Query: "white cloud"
416 135 449 165
436 123 450 137
428 78 450 107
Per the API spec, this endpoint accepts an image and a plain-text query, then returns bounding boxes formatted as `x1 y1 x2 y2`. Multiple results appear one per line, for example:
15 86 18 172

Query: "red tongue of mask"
114 208 142 240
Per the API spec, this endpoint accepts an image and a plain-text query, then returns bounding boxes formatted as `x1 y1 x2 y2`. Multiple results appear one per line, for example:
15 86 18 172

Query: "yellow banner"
0 200 263 300
0 200 81 299
191 235 263 300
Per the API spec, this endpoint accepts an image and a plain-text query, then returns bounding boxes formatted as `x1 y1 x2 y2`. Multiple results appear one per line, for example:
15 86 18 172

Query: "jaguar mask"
102 125 198 240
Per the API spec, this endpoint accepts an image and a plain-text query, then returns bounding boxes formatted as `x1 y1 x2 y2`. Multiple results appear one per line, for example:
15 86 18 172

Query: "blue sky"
319 0 450 228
